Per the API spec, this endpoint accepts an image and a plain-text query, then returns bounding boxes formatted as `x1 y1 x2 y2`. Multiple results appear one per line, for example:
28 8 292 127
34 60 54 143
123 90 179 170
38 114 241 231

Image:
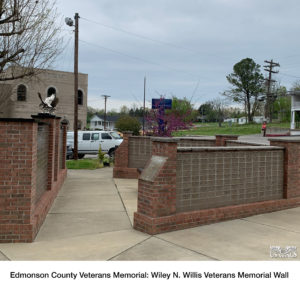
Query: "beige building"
0 67 88 129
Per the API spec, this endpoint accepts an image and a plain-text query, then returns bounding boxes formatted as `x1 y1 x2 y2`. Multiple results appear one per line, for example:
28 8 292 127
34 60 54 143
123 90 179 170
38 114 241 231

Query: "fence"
0 115 67 243
131 137 300 235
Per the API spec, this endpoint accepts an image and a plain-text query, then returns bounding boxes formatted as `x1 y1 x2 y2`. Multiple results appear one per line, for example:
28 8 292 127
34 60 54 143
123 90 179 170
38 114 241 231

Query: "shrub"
98 146 105 163
115 115 141 135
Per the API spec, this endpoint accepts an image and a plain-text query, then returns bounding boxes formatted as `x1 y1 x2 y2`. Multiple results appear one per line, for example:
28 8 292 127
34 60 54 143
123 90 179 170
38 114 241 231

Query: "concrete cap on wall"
151 137 180 143
31 113 61 119
177 146 284 152
0 118 35 122
269 136 300 143
215 134 239 137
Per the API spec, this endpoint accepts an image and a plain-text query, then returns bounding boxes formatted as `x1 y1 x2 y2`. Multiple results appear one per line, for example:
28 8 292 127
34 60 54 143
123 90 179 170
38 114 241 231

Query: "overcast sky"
55 0 300 112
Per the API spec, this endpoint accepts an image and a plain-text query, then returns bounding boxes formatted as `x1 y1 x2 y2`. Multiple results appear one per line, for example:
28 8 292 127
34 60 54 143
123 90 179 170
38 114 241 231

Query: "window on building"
17 85 26 101
47 87 56 97
78 90 83 105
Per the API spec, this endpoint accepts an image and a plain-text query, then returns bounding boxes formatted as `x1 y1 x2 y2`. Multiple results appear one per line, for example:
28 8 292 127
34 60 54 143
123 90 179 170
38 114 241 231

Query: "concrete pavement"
0 167 299 261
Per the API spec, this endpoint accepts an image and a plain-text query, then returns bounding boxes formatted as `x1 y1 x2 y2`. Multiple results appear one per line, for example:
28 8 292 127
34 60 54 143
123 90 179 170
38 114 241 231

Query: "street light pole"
102 95 111 130
65 13 79 160
143 76 146 136
73 13 79 160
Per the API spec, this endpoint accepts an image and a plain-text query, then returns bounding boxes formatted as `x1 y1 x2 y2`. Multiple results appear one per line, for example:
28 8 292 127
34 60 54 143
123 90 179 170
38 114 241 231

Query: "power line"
80 17 231 60
79 38 201 79
81 17 201 56
279 72 300 79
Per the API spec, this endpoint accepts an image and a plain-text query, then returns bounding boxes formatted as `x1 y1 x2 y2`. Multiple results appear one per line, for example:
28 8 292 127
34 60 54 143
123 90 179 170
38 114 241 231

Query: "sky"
55 0 300 112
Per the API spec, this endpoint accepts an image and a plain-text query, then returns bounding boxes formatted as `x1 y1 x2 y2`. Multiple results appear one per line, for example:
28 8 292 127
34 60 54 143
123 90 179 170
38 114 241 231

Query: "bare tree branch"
0 0 63 112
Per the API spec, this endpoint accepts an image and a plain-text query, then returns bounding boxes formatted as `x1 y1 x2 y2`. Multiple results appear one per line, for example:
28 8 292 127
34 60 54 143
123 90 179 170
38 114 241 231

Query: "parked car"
67 130 123 159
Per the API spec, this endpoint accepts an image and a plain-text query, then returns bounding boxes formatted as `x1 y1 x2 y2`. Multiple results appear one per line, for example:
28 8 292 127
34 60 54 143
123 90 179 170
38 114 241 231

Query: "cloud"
55 0 300 109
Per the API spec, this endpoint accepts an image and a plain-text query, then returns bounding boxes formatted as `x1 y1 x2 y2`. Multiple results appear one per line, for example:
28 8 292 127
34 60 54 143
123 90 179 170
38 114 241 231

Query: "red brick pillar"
54 118 60 181
32 114 61 189
134 138 178 234
216 134 239 146
61 119 68 170
270 138 300 199
0 119 37 243
113 131 139 178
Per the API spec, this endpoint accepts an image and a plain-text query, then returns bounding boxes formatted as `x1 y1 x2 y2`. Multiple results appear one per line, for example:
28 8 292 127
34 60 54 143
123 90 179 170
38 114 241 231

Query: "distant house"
224 118 238 124
238 116 265 125
90 114 119 130
291 91 300 129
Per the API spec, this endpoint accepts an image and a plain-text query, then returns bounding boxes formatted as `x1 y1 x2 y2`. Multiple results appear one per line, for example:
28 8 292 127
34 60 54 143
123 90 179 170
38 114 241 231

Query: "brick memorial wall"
114 134 227 179
0 115 67 243
133 137 300 235
176 147 284 212
128 136 152 169
36 123 49 204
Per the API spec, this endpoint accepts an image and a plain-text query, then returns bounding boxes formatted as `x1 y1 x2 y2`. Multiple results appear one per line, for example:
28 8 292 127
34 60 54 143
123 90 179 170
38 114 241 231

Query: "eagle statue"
38 92 59 114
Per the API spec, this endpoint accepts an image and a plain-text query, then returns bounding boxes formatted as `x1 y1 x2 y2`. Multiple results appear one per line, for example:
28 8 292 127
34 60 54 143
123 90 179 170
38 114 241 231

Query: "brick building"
0 67 88 130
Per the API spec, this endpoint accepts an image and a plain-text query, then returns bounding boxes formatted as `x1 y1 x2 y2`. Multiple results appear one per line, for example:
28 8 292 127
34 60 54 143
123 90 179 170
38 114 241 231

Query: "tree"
198 98 228 125
119 105 129 115
0 0 63 81
271 85 290 122
198 102 215 122
0 0 63 113
169 96 197 122
115 115 141 136
129 105 145 117
291 80 300 91
224 58 264 123
211 97 228 127
146 97 191 137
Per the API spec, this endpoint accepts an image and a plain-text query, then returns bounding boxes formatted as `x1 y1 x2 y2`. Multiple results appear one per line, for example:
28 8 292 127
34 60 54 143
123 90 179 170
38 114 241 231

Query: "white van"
67 130 123 159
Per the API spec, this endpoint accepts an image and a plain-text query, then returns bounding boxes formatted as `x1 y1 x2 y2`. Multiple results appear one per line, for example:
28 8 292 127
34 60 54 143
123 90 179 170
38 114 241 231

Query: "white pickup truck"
67 130 123 159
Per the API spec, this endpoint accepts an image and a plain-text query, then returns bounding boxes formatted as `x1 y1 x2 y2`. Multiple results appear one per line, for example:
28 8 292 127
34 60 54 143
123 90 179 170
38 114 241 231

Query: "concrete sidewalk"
0 168 299 261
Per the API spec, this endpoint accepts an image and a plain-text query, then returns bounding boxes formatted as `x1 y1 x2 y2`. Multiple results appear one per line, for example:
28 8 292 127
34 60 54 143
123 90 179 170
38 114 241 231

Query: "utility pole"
102 95 111 130
143 76 146 136
65 12 80 160
264 59 280 123
73 13 79 160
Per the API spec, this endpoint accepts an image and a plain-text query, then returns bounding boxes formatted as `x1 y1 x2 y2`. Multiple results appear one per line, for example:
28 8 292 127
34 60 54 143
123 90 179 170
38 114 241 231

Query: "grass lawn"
173 122 290 137
66 158 103 169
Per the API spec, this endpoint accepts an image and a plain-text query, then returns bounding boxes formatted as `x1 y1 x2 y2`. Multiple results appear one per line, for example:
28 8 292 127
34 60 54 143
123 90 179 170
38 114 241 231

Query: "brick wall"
226 140 267 147
269 138 300 199
113 132 139 179
215 134 239 146
128 136 152 169
176 147 284 212
114 136 219 179
176 137 216 147
36 123 49 203
134 137 300 235
0 115 67 243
